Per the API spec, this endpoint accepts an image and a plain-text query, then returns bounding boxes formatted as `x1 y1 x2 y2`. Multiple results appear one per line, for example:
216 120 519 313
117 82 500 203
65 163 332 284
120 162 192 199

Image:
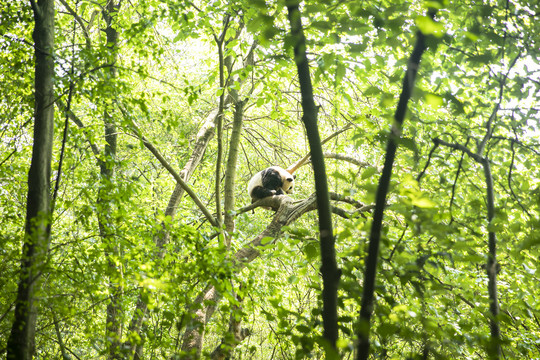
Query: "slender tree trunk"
433 143 502 358
6 0 55 358
286 0 339 350
99 1 121 358
223 100 245 240
214 16 230 229
356 13 433 360
483 159 501 359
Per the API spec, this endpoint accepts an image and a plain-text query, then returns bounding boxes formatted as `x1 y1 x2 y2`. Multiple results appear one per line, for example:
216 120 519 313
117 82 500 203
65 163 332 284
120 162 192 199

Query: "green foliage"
1 0 539 358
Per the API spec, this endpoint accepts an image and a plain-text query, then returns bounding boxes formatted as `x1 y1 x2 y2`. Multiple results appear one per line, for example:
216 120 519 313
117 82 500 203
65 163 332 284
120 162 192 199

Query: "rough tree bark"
286 0 339 350
7 0 55 358
356 12 433 360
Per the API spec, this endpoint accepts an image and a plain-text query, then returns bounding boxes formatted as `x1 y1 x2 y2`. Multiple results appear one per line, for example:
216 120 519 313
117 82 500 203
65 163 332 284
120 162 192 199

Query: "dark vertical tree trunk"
356 14 433 360
6 0 55 359
286 0 339 350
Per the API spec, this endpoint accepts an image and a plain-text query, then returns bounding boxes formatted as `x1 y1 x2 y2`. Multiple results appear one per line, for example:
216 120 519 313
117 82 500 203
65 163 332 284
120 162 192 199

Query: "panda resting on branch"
247 166 296 203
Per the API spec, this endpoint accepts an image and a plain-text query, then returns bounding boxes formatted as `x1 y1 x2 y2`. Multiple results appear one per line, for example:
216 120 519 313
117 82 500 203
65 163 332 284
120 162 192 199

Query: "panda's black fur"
247 166 295 202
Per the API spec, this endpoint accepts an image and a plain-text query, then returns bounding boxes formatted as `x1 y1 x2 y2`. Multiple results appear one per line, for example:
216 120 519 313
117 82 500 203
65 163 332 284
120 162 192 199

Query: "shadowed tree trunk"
356 11 433 360
286 0 339 351
6 0 55 358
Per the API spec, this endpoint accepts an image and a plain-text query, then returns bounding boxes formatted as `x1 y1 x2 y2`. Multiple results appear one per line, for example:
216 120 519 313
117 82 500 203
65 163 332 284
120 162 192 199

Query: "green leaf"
416 16 445 37
519 233 540 250
296 324 311 333
425 93 444 108
397 137 417 153
260 236 274 245
411 197 436 208
303 242 319 260
361 167 377 179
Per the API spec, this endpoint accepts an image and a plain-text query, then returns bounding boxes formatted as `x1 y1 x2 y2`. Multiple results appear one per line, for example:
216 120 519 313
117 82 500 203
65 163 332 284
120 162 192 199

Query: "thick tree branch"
181 194 319 356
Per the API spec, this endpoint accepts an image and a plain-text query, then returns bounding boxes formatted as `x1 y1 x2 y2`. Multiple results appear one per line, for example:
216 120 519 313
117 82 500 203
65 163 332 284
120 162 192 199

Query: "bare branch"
57 0 91 49
477 52 522 156
433 137 485 163
286 124 352 174
128 124 219 228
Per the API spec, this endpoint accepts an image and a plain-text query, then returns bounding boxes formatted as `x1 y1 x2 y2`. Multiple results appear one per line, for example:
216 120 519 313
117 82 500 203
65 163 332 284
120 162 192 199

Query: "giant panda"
247 166 296 203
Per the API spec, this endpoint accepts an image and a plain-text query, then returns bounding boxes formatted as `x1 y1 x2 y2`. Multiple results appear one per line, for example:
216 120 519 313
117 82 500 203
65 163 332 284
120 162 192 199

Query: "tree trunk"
210 287 249 360
356 12 433 360
223 100 245 240
6 0 55 358
286 1 339 350
483 159 501 359
99 1 121 358
181 285 221 358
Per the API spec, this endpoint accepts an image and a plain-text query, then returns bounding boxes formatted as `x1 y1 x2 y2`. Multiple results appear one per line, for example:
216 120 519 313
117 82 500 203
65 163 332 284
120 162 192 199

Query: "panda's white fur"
248 166 295 202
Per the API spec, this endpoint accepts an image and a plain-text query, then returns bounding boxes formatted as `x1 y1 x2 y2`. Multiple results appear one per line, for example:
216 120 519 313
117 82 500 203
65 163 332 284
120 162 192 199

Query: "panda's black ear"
293 174 296 179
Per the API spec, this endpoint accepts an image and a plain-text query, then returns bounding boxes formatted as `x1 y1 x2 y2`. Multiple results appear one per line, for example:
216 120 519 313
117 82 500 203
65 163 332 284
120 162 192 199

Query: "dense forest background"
1 0 539 359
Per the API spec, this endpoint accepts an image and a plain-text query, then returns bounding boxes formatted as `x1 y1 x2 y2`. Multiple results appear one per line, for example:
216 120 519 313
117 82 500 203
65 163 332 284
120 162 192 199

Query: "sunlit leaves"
416 15 445 37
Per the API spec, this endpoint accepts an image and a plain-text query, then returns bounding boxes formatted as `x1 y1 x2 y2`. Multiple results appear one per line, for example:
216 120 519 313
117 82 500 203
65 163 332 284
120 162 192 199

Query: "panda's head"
276 167 295 194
